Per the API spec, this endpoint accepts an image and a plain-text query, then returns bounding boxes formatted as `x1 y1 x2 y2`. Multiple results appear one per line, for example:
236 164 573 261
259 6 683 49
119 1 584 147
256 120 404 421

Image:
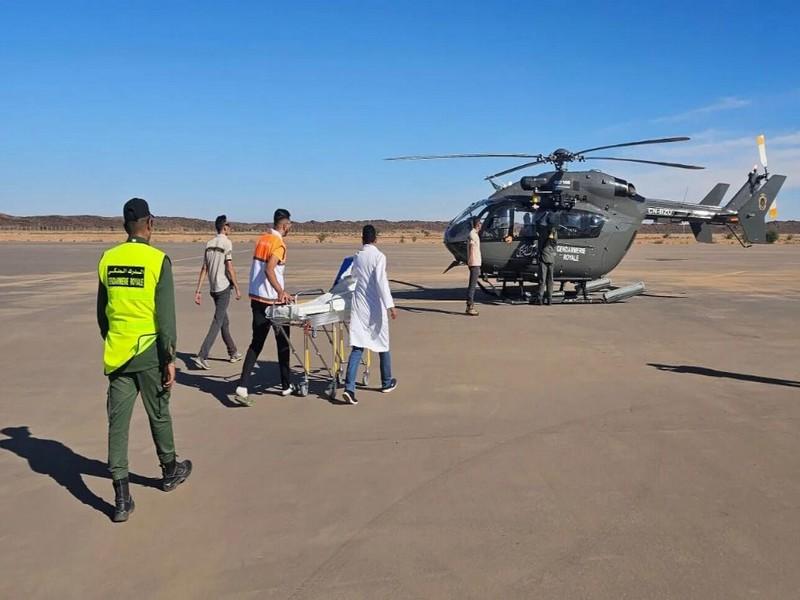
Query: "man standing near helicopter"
465 216 481 316
536 211 559 305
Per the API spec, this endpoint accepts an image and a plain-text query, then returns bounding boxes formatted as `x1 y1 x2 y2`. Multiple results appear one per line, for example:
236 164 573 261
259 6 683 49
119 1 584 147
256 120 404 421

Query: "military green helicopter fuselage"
388 136 785 300
444 168 785 286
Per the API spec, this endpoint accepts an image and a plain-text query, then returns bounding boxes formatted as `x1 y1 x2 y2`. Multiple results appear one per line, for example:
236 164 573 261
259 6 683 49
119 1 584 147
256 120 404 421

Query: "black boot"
112 478 135 523
161 457 193 492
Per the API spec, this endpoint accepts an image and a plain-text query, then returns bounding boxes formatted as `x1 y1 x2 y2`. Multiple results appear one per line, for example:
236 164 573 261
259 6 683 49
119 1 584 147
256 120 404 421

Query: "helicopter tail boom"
644 173 785 244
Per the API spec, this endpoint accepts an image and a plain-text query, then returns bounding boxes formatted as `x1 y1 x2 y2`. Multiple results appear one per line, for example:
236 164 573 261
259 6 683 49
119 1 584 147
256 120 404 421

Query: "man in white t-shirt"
466 216 482 316
192 215 242 369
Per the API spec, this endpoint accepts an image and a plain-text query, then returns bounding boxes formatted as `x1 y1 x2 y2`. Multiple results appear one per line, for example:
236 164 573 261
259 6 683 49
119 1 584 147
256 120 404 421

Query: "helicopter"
386 136 786 304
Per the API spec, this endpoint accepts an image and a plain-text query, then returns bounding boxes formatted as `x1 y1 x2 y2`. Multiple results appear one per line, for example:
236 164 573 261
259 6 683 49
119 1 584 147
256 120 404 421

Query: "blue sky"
1 1 798 221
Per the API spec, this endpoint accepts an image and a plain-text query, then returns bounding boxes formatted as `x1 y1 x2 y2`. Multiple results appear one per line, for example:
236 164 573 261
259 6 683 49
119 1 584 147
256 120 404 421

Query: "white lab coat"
348 244 394 352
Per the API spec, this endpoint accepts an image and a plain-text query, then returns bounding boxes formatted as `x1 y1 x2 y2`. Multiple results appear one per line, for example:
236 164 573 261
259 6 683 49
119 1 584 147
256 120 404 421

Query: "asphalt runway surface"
1 240 799 599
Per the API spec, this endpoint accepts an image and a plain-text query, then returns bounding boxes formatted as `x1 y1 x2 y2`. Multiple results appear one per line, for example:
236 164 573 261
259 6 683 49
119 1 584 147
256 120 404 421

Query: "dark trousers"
538 261 554 302
107 367 175 481
198 286 237 360
466 266 480 305
239 300 291 389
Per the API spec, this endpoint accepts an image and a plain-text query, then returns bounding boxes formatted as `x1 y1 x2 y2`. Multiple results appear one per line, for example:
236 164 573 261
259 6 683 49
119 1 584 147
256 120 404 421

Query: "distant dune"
0 213 798 245
2 213 798 234
0 213 448 234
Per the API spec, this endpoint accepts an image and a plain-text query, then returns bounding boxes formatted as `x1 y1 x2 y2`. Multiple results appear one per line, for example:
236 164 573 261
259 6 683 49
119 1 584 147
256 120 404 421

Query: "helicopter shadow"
648 363 800 388
0 426 161 520
640 292 689 299
390 280 503 313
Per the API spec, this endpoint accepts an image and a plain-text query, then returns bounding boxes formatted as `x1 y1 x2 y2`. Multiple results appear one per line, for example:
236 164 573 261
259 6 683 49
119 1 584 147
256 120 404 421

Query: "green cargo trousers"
107 366 176 481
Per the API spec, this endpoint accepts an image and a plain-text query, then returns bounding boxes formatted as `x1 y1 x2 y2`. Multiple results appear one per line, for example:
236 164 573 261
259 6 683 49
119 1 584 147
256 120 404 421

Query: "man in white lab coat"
342 225 397 405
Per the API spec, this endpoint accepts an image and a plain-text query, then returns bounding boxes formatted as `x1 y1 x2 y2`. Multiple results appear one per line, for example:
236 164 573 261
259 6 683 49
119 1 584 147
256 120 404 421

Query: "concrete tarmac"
1 240 799 599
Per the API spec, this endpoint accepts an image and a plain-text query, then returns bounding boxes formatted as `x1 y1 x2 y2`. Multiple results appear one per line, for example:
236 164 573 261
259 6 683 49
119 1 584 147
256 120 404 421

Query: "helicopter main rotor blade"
576 136 691 155
484 158 548 180
584 156 705 169
384 153 540 161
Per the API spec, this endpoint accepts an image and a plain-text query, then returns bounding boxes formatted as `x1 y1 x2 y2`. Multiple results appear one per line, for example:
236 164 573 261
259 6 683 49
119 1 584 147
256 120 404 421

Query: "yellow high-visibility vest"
98 240 166 374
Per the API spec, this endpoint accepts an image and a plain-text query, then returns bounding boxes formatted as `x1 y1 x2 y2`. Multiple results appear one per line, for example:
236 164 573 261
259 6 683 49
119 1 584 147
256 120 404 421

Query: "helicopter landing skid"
478 277 645 305
477 277 530 305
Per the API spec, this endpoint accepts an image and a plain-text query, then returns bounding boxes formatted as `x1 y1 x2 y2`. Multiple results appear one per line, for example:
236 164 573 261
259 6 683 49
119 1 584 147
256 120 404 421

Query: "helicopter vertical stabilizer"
690 183 729 242
736 174 786 244
690 222 713 243
700 183 729 206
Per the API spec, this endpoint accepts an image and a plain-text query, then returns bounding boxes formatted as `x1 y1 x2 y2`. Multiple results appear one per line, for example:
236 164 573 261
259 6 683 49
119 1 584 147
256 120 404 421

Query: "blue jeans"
345 347 392 392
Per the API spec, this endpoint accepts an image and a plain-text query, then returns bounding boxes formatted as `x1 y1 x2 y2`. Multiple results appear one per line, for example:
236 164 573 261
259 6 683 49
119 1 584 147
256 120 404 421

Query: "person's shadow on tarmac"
0 426 161 520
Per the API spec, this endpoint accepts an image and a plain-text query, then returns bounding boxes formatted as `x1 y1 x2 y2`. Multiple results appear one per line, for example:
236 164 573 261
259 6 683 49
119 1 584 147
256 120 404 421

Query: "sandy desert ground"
1 239 799 599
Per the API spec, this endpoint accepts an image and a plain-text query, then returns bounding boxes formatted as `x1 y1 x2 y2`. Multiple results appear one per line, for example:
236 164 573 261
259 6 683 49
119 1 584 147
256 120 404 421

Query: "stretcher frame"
269 291 371 401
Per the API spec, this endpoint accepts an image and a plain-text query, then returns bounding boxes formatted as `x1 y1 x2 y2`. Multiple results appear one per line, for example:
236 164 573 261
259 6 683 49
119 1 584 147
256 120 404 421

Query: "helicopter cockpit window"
445 199 492 243
480 207 512 241
449 199 491 227
513 210 537 239
445 199 489 242
554 210 606 239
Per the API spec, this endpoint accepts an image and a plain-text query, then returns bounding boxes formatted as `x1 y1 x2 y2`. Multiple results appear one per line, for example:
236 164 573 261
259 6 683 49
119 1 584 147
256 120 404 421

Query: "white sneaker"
192 356 210 370
234 386 252 406
280 384 297 397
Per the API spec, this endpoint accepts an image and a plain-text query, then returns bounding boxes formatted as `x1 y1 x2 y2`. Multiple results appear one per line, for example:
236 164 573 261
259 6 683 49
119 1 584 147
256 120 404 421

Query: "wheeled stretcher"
264 257 371 400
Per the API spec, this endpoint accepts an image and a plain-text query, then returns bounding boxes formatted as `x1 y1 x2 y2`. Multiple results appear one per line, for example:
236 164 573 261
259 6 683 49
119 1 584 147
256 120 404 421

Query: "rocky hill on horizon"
1 212 798 235
0 213 449 234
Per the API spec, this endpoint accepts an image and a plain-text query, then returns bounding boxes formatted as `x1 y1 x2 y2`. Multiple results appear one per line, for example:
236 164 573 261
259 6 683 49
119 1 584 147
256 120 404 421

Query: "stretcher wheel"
361 373 369 387
326 383 337 401
299 382 309 397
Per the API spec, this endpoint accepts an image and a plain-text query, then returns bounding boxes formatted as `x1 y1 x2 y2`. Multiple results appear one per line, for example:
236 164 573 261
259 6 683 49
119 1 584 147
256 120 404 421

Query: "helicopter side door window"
556 210 606 239
480 207 512 242
513 210 537 240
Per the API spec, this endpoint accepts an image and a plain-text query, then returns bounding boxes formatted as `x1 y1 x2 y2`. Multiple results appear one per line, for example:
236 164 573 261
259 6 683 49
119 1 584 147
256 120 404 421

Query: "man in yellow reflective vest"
97 198 192 522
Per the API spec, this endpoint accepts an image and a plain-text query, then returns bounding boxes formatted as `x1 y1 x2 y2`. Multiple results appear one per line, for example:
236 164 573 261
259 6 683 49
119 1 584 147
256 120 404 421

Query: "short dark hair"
124 215 151 236
274 208 291 226
215 214 227 233
362 224 377 244
471 216 481 228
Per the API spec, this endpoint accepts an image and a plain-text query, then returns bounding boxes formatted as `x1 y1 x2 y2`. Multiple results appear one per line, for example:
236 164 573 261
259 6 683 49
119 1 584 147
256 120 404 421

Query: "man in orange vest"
235 208 295 405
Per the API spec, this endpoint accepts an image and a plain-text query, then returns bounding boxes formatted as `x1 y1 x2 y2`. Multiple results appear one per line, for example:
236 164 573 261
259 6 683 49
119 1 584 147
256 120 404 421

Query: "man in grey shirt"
193 215 242 369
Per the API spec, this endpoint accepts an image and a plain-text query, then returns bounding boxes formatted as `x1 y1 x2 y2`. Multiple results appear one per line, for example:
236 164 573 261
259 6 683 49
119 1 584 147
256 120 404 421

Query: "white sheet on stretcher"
265 258 356 326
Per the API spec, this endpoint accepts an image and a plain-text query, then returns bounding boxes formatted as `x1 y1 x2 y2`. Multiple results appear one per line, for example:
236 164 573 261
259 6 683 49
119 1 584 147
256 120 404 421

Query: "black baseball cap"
123 198 152 223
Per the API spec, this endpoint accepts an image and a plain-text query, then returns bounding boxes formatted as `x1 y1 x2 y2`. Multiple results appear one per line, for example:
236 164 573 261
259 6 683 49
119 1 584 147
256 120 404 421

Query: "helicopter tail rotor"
757 134 769 171
755 134 779 220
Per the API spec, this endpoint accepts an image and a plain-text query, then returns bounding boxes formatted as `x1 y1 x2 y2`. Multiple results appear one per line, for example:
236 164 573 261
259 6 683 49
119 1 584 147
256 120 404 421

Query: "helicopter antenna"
487 178 502 191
